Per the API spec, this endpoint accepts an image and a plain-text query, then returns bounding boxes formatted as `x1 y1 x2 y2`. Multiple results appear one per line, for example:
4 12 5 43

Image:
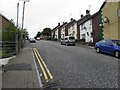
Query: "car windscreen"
69 37 75 40
116 40 120 46
113 40 120 46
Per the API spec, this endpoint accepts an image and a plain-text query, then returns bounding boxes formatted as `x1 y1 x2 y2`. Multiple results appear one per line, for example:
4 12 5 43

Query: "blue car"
95 39 120 58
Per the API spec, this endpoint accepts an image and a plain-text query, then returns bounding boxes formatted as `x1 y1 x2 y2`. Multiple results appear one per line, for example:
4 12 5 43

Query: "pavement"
1 42 41 89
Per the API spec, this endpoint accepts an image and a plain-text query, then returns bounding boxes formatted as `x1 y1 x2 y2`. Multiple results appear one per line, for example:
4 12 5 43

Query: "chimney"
81 15 84 18
86 10 90 15
58 22 60 26
70 18 73 21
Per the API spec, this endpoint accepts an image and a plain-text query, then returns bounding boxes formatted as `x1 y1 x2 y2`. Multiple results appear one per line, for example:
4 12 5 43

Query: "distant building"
51 23 60 40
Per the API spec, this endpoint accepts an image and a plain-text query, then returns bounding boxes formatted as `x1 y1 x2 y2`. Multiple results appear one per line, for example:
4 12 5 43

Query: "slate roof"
66 19 77 28
77 14 92 25
59 22 67 30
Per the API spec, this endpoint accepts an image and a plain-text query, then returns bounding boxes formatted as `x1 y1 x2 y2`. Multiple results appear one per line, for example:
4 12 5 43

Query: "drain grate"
2 63 32 72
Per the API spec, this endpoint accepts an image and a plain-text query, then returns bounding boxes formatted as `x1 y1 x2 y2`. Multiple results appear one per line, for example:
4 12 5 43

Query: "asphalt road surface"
30 40 119 88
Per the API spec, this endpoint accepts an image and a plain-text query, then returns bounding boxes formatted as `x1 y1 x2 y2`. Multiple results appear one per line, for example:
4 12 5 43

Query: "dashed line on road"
33 48 53 82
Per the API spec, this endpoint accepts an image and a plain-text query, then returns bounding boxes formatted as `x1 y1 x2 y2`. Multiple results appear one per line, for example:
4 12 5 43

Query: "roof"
59 22 67 30
52 25 60 31
0 13 10 23
99 1 106 11
66 19 77 28
0 13 14 25
91 11 100 18
77 14 92 25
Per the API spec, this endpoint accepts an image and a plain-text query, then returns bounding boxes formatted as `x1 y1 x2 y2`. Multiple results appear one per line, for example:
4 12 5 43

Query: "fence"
0 41 17 58
0 28 26 58
0 30 17 58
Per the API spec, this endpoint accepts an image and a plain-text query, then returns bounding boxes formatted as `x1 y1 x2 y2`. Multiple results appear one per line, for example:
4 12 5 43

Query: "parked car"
29 38 36 43
36 37 40 41
61 36 75 46
95 39 120 58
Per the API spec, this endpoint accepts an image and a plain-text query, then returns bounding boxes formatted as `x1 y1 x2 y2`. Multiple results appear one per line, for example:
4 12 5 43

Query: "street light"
16 0 30 53
20 0 30 30
16 0 30 28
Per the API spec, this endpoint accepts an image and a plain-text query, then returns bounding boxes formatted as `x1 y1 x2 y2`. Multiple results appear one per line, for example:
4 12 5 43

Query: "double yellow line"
33 48 53 82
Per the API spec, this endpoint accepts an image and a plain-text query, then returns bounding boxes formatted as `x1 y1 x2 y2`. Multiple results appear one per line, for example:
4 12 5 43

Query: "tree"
42 28 51 36
35 31 42 39
36 31 42 37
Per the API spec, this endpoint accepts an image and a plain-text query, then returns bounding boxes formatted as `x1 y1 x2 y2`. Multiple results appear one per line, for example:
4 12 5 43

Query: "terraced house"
51 23 60 40
101 1 120 40
77 10 93 43
59 22 67 38
66 18 78 39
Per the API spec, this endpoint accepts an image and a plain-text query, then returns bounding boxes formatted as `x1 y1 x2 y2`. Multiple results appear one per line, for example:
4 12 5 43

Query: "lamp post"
16 0 30 29
22 1 25 30
16 0 30 52
20 0 30 30
16 2 19 28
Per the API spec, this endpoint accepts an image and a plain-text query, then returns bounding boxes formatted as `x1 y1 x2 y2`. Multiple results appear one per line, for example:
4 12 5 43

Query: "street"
30 40 119 88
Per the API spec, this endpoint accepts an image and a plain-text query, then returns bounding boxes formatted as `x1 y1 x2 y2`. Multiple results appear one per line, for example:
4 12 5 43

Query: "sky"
0 0 105 38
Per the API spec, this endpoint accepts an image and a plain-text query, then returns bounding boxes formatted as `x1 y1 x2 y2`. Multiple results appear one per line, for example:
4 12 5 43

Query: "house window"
82 34 85 39
90 20 92 25
63 28 65 32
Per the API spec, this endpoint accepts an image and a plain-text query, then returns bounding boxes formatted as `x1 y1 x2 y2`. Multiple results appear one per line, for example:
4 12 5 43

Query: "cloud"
0 0 105 37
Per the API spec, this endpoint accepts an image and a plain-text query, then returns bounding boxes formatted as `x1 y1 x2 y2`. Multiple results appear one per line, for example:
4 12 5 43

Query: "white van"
61 36 75 46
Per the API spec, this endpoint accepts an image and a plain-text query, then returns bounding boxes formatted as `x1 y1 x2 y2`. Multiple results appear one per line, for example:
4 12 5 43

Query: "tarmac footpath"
2 46 42 89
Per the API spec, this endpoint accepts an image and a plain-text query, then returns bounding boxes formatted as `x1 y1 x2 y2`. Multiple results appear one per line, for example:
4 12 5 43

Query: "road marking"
33 48 49 82
34 48 53 80
31 48 43 87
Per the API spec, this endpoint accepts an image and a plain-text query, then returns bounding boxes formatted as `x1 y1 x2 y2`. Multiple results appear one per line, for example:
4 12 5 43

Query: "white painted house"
78 10 93 43
59 22 67 38
51 23 60 40
55 28 59 39
80 19 93 42
67 19 78 39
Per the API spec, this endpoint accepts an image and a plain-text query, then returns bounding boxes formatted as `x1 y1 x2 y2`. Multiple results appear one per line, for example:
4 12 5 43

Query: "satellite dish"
103 16 109 23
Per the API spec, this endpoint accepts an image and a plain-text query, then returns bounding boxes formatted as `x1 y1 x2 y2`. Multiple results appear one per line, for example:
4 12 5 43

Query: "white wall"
55 29 58 39
61 27 65 38
80 19 93 42
68 23 77 39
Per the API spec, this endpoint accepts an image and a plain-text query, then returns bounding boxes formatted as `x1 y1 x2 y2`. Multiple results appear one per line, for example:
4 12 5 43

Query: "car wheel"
96 47 100 53
73 44 75 46
114 51 120 58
